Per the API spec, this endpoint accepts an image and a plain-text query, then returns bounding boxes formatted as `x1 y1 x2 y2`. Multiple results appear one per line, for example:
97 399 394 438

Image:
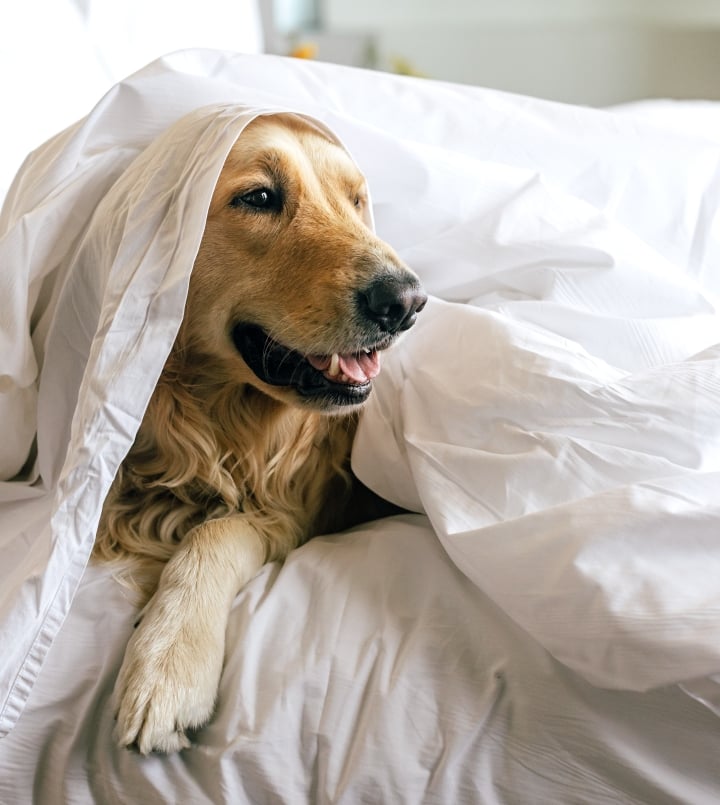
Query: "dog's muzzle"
233 272 426 408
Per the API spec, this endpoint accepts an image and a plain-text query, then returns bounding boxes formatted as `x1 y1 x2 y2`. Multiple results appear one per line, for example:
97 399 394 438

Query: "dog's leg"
113 515 265 754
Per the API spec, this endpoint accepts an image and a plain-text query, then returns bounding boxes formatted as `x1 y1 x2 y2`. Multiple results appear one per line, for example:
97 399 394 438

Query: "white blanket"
2 50 720 802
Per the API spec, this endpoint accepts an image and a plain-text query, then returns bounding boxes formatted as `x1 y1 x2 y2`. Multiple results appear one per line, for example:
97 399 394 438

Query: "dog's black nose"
359 274 427 334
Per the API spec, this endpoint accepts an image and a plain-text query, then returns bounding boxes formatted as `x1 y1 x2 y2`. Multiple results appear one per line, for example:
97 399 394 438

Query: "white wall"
324 0 720 28
319 0 720 106
1 0 265 199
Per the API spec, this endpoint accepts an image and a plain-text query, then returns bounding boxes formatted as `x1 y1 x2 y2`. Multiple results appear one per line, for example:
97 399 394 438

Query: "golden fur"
93 113 425 754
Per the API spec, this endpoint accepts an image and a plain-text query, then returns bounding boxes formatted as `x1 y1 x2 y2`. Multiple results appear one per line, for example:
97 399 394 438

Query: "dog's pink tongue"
339 351 381 383
307 350 381 383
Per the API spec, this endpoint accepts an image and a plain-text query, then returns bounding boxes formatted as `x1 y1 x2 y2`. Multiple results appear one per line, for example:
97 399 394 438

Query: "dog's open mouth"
232 324 386 405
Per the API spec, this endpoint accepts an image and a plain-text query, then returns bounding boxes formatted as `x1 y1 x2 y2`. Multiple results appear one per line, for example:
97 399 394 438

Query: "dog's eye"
230 188 281 211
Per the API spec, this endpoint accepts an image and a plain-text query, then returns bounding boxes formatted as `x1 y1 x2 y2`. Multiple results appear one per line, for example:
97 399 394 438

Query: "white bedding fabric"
2 50 720 802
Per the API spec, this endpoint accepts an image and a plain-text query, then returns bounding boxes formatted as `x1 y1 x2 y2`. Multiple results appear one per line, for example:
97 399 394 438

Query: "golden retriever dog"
93 112 426 754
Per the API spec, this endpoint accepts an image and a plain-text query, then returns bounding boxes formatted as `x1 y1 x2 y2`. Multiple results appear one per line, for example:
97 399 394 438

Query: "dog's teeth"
329 353 340 377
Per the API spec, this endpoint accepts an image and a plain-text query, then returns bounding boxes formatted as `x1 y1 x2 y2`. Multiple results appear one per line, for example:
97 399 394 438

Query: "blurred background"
3 0 720 196
271 0 720 106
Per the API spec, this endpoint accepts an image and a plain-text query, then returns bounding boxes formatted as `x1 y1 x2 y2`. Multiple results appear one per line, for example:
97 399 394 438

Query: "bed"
2 44 720 804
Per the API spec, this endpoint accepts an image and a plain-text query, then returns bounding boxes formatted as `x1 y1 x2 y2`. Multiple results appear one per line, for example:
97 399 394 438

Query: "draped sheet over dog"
0 79 370 736
2 47 720 757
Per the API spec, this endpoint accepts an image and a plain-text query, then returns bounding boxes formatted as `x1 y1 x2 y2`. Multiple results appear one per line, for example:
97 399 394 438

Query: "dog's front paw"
114 598 225 754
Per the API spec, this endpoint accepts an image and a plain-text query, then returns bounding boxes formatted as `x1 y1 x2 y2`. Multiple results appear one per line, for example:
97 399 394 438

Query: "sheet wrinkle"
682 152 720 279
4 52 720 801
3 86 367 735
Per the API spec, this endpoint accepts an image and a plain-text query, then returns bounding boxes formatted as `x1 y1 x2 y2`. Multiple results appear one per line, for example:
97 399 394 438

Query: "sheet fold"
3 49 720 740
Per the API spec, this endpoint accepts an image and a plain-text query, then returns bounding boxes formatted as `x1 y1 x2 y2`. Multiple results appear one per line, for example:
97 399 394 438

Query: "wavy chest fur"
94 362 356 586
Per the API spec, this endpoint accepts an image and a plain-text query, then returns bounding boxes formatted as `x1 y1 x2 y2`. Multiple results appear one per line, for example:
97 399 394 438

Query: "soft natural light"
273 0 318 32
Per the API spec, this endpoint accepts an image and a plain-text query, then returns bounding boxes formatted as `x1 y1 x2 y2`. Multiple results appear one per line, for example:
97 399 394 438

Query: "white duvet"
2 50 720 803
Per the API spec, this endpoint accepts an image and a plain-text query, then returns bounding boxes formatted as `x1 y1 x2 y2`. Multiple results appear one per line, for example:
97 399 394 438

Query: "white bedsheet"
2 50 720 803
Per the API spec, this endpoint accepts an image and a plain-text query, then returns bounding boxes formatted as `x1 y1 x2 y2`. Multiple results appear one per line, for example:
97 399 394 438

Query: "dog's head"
184 112 426 412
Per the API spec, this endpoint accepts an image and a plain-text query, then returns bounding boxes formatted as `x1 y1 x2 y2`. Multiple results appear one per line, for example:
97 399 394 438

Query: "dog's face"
186 113 426 412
